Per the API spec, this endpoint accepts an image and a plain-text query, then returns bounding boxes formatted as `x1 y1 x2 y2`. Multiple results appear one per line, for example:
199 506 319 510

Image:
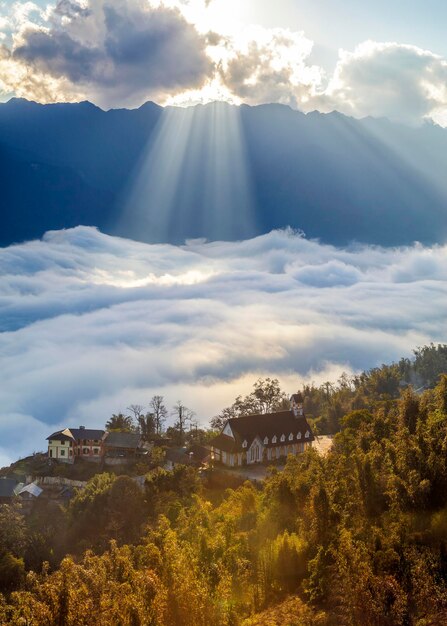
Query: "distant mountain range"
1 97 447 247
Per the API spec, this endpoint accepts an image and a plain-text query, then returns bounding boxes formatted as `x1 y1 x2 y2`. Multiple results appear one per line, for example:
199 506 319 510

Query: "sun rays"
119 101 255 243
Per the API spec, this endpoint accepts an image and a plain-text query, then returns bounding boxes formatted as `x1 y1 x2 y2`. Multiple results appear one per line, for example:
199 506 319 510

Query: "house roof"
47 428 75 442
187 445 211 464
69 428 105 441
165 447 192 465
212 410 314 453
0 478 20 498
165 446 210 466
18 483 43 498
211 433 238 453
103 432 141 449
291 392 304 403
47 427 104 441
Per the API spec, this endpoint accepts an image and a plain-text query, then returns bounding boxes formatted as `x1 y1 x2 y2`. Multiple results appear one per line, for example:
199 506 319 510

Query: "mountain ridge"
1 98 446 247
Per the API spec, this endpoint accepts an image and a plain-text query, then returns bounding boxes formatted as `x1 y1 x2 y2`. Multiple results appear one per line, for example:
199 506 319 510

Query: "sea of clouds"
1 226 446 466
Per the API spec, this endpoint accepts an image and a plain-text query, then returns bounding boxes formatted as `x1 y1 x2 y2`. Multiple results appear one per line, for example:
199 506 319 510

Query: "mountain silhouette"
1 98 446 246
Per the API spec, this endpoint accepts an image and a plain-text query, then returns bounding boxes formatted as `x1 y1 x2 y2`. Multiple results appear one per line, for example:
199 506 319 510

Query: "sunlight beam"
119 102 256 243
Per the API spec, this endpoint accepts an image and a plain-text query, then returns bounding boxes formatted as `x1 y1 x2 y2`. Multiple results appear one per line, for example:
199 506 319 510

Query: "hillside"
1 99 447 247
1 347 447 624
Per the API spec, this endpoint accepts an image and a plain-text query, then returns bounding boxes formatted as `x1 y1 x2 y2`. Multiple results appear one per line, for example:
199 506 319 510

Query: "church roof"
211 433 238 453
290 392 304 403
212 410 314 453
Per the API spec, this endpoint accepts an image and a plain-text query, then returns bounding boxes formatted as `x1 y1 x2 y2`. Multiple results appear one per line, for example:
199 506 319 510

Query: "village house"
47 426 105 463
164 444 211 471
211 394 314 467
16 482 43 513
103 432 145 463
0 477 24 503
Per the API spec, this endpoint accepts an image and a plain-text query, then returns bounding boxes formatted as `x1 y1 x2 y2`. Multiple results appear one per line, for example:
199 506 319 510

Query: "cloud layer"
1 226 446 466
1 1 447 123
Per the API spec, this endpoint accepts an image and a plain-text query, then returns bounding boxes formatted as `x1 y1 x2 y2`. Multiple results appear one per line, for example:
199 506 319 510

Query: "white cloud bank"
1 226 446 465
325 41 447 127
1 1 447 123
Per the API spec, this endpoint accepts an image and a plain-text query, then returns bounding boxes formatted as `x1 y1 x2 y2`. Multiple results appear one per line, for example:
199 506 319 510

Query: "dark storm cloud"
12 0 212 100
14 28 101 83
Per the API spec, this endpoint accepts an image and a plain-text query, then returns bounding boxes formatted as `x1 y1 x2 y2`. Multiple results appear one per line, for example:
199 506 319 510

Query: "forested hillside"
1 346 447 624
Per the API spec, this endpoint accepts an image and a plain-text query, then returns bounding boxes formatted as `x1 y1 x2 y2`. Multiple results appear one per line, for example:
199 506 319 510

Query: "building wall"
48 440 74 463
223 423 233 436
104 457 133 466
215 441 310 466
48 438 103 463
247 439 263 464
74 440 103 458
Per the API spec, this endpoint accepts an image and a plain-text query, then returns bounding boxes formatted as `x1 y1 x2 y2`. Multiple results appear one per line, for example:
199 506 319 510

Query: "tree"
435 373 447 414
105 413 133 432
210 406 239 431
68 473 147 551
185 422 211 446
0 552 25 591
106 476 146 545
150 395 168 435
0 504 27 557
127 404 144 422
252 378 288 414
0 504 27 593
138 412 157 442
413 343 447 387
172 401 194 445
399 387 420 434
211 378 288 430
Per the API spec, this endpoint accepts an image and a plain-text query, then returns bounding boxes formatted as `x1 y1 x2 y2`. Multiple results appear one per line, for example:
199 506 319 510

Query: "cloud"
1 2 447 124
215 34 447 125
322 41 447 126
1 0 212 107
53 0 91 19
1 226 446 465
215 26 323 108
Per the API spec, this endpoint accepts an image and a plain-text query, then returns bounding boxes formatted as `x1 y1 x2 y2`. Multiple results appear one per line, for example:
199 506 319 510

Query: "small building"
47 428 75 463
187 444 211 466
165 447 193 470
18 483 43 499
211 394 314 467
103 432 143 462
47 427 105 463
17 482 43 512
165 445 211 471
0 477 23 504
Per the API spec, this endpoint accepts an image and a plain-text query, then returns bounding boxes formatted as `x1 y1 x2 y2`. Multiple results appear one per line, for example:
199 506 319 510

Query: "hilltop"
1 345 447 624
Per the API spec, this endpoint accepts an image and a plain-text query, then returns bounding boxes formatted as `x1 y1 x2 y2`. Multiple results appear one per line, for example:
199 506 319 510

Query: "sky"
1 0 447 125
1 226 447 466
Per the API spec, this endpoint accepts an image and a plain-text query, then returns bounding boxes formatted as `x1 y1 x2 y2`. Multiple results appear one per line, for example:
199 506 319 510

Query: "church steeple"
290 392 304 417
